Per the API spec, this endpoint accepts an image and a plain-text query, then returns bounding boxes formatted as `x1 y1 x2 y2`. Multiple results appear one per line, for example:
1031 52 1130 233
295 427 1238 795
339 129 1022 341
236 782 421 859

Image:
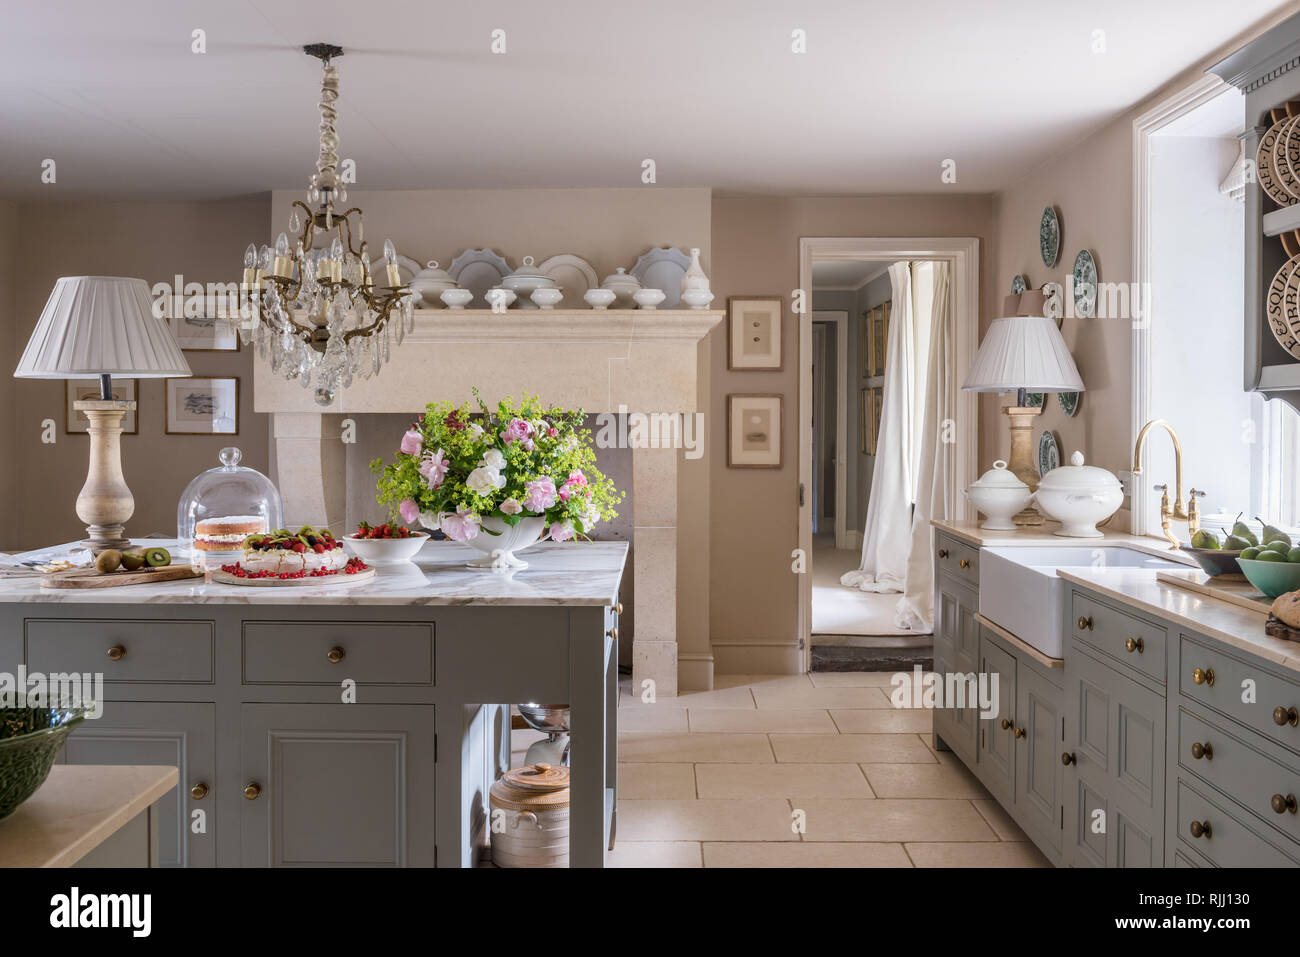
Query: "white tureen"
1032 451 1123 538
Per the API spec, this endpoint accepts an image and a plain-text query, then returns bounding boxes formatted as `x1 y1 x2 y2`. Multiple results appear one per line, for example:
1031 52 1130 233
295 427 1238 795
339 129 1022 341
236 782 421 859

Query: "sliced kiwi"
296 525 317 538
94 549 122 573
120 552 146 571
143 547 171 568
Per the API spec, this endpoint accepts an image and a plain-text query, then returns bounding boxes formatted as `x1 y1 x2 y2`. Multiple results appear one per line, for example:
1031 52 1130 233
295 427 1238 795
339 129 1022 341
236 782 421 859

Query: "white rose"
480 448 505 469
468 423 485 440
466 466 505 496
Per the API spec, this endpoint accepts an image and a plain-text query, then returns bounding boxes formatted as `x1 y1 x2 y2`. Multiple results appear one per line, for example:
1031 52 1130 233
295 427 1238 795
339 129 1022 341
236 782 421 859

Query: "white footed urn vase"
422 514 548 570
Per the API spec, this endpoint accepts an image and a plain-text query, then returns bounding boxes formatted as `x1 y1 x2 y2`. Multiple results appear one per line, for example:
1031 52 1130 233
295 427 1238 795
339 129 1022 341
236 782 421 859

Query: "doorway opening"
797 239 980 672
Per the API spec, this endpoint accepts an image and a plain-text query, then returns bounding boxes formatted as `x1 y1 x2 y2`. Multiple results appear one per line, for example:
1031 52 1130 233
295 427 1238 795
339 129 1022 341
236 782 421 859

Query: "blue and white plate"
1038 429 1060 477
1011 274 1027 295
1057 391 1080 417
1071 249 1097 319
1040 206 1060 268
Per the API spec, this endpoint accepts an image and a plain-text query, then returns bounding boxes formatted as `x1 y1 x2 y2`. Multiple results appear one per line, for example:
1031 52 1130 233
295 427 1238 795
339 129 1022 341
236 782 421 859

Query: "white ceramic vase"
464 515 547 569
681 246 710 294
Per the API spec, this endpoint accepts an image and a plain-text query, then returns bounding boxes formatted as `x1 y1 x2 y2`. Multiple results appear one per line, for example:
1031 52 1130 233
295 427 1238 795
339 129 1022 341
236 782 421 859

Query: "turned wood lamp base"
1003 405 1044 526
73 398 136 551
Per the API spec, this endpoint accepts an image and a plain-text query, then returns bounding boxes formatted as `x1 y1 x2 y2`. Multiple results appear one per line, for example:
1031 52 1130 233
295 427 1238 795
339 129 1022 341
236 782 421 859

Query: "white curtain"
841 262 918 592
896 261 955 631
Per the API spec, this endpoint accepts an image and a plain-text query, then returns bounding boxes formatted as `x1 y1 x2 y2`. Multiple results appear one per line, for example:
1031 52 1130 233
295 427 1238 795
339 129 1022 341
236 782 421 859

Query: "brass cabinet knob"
1273 706 1299 727
937 548 949 559
1077 616 1093 631
1061 752 1077 766
191 782 209 800
607 626 619 641
1125 636 1144 654
106 645 126 661
1190 741 1213 760
1189 819 1212 839
1000 718 1013 730
326 646 345 663
1271 793 1298 815
1192 667 1215 687
243 783 261 800
1013 726 1026 739
959 558 971 569
616 602 624 616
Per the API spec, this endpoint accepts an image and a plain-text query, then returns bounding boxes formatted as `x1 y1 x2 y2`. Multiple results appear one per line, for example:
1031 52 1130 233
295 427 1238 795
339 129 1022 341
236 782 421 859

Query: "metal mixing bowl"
516 703 570 734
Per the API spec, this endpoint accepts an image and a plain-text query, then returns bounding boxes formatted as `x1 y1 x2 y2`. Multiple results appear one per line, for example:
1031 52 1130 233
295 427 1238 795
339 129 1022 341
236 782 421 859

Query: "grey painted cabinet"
59 701 216 868
977 631 1017 807
1015 665 1064 855
933 534 980 764
240 704 437 867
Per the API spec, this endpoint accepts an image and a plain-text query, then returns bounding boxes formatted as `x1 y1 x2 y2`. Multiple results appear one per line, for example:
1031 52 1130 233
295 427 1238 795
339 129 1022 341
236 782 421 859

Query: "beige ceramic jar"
489 763 571 868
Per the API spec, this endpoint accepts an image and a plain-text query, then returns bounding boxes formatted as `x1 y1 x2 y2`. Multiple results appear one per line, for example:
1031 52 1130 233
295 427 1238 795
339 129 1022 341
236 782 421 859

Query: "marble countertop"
1058 566 1300 676
0 765 177 867
932 519 1197 564
0 540 628 607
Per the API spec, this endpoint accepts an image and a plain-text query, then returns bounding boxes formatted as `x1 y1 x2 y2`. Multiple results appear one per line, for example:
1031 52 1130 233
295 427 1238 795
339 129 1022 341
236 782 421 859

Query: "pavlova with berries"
220 526 369 579
370 392 622 567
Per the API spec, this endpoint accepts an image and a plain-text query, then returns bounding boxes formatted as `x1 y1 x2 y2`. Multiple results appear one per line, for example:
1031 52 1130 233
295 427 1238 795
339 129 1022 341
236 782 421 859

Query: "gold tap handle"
1154 484 1179 549
1188 489 1205 536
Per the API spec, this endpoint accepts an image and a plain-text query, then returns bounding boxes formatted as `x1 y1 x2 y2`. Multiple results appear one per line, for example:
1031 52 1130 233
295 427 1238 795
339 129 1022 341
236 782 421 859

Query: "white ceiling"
0 0 1287 200
812 259 891 288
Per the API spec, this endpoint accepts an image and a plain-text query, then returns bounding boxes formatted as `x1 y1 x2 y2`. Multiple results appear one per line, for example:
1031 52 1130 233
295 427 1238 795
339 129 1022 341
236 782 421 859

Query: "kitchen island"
0 539 627 868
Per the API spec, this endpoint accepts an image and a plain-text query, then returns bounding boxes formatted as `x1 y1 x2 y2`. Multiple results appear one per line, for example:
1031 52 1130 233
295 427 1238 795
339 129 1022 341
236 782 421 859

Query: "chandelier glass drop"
239 43 414 407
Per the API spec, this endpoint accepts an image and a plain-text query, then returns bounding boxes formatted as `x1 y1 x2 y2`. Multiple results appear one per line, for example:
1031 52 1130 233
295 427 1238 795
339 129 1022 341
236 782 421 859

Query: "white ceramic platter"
630 247 691 308
448 248 513 309
535 254 598 309
210 566 376 587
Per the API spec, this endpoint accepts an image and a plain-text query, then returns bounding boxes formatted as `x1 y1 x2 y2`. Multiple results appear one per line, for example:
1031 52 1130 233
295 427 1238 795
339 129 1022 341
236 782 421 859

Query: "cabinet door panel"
241 704 435 867
59 701 215 867
977 632 1016 804
1016 666 1063 852
934 582 979 762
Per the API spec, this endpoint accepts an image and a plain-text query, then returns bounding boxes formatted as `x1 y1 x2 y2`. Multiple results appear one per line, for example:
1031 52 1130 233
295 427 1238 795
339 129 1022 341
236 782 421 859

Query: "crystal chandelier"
239 43 414 407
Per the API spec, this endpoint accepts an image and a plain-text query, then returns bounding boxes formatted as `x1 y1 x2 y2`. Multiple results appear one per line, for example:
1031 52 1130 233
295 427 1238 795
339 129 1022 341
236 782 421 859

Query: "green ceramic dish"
1237 558 1300 599
1178 544 1244 579
0 707 86 820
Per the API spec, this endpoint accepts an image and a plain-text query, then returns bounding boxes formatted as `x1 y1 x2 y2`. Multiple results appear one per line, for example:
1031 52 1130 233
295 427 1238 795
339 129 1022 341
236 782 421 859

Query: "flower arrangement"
371 392 623 544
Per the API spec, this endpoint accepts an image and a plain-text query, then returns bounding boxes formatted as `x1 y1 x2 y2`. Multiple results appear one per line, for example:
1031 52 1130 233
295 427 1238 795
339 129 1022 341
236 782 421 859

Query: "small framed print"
859 388 870 454
66 379 138 435
166 295 241 352
728 297 783 371
869 302 890 377
727 394 783 468
166 377 239 435
868 385 883 455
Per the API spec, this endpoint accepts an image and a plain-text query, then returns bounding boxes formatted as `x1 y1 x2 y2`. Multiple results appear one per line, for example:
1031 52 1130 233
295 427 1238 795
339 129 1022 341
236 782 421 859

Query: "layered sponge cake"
195 515 268 551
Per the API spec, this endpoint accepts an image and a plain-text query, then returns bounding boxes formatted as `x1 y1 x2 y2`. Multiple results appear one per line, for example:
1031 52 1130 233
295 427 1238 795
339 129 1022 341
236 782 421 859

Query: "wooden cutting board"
209 567 375 587
40 565 204 589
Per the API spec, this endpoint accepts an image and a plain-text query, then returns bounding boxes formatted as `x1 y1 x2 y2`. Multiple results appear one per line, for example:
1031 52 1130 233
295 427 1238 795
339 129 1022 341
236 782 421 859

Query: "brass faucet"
1132 419 1202 549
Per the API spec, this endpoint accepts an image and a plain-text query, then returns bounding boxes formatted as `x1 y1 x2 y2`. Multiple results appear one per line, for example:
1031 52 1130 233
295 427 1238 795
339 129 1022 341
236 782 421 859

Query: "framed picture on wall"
166 377 239 435
65 379 138 435
859 388 870 453
727 394 782 468
869 385 883 455
727 297 783 371
859 312 870 376
869 302 891 377
165 294 241 352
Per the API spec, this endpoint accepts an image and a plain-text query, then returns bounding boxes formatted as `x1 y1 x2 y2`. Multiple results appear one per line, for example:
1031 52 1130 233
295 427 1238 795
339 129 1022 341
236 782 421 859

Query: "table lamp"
962 290 1084 525
14 276 192 549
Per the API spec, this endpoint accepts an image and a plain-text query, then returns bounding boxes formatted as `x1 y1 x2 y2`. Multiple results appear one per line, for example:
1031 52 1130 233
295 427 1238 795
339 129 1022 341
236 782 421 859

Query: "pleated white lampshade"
962 314 1084 393
14 276 192 379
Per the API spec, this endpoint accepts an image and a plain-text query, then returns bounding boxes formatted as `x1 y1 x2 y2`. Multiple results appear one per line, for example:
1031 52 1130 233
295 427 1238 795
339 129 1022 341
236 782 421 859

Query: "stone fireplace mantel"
255 308 722 697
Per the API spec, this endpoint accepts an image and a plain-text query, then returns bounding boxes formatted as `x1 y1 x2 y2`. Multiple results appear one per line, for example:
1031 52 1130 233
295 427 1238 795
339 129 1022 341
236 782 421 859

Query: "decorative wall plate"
1040 206 1061 268
1278 116 1300 200
448 248 512 309
1268 255 1300 360
1257 117 1297 207
1038 430 1061 478
1011 274 1027 295
535 254 598 309
1057 391 1081 417
1071 249 1097 319
1023 392 1044 408
629 247 691 308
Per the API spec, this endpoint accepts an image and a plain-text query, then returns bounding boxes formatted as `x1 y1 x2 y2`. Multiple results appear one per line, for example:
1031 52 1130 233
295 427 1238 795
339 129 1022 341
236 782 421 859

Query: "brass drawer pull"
1124 636 1144 654
106 644 126 661
1192 667 1215 687
1271 793 1298 815
191 782 209 800
1000 718 1013 730
326 646 345 664
1077 616 1093 631
1012 726 1026 739
1061 752 1076 766
1190 741 1213 760
1273 706 1299 727
608 626 619 641
616 602 624 616
243 783 261 800
1189 819 1212 839
938 548 949 559
959 558 971 569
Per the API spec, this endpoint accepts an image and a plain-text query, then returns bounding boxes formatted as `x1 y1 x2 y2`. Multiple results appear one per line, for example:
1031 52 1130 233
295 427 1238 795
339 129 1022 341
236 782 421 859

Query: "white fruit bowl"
342 533 428 566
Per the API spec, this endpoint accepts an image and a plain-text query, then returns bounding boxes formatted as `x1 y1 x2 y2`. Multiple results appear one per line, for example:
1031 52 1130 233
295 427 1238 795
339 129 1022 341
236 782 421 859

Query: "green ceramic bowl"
1237 558 1300 599
1178 545 1244 578
0 707 86 820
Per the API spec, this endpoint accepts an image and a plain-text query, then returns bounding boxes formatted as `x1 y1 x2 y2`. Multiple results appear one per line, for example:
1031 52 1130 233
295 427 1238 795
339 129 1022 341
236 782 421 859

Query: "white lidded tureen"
963 460 1031 530
409 260 459 308
600 267 642 308
502 255 557 309
1032 451 1123 538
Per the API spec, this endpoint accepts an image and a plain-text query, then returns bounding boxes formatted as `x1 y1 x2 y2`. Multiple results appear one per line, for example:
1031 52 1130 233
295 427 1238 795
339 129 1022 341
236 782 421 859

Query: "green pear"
1257 517 1292 548
1224 535 1252 551
1191 529 1220 550
1267 539 1292 554
1240 546 1261 560
1255 550 1285 562
1288 547 1300 564
1231 514 1259 547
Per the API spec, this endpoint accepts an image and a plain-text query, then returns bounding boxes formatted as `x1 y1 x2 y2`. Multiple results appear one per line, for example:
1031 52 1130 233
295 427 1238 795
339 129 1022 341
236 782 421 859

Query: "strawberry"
292 542 306 553
313 543 325 554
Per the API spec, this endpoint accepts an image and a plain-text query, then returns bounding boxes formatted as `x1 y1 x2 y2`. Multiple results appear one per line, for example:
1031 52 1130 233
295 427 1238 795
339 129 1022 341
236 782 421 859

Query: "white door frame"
812 310 850 548
797 238 980 671
1130 74 1229 535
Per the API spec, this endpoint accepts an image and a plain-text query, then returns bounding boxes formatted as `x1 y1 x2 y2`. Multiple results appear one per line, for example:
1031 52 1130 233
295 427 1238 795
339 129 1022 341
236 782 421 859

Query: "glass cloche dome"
177 447 283 570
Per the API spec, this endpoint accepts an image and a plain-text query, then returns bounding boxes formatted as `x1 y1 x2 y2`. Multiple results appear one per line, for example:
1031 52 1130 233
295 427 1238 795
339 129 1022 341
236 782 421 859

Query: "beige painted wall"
707 195 997 668
8 199 271 550
0 201 16 545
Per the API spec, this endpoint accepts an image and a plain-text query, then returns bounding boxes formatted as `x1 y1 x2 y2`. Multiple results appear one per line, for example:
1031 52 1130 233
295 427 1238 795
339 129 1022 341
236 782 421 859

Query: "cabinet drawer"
242 621 434 685
1072 593 1165 685
25 618 214 684
936 536 979 588
1175 779 1299 867
1177 707 1300 845
1179 635 1300 753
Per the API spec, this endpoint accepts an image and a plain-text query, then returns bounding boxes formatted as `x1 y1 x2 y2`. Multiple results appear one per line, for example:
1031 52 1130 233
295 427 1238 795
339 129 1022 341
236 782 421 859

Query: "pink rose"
558 470 588 502
522 477 558 513
500 418 534 445
399 499 419 524
548 520 575 542
418 449 448 490
500 498 523 515
399 428 422 455
547 427 558 438
439 507 481 542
